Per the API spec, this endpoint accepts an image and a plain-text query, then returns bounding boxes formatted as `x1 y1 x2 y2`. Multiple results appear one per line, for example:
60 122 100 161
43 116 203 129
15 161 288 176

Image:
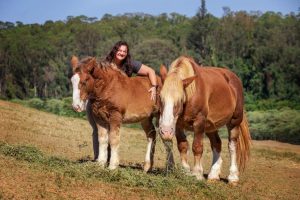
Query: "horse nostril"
72 104 80 112
160 126 174 135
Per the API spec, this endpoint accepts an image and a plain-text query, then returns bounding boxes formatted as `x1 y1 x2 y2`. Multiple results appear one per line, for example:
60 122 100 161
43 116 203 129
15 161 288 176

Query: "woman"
106 41 157 101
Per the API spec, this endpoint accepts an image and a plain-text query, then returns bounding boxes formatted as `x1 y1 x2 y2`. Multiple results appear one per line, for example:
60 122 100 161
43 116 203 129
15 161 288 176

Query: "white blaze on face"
71 74 87 112
160 98 176 130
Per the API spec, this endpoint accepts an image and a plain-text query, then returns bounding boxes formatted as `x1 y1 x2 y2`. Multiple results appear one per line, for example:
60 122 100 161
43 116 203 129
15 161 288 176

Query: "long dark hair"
106 41 133 76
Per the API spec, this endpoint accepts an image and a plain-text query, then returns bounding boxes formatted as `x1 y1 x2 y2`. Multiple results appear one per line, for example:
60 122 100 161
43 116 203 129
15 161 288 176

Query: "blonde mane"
161 56 196 104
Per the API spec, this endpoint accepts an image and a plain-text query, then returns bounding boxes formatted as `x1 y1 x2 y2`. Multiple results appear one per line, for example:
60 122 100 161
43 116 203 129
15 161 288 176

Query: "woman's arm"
137 64 157 101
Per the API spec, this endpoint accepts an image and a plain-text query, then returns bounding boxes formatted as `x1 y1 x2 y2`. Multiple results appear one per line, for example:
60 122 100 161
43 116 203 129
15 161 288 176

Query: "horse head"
70 56 96 112
158 58 196 141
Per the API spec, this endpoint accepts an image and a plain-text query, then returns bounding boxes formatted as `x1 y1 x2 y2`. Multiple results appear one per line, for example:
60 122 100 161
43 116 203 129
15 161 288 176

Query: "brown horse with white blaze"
159 56 251 184
70 56 175 171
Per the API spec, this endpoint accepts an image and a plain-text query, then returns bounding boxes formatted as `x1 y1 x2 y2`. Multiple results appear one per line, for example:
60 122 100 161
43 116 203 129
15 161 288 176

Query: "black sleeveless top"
131 60 142 74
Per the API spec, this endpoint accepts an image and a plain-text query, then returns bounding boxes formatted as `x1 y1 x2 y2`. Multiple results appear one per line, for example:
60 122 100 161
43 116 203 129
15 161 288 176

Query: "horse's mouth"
72 104 83 112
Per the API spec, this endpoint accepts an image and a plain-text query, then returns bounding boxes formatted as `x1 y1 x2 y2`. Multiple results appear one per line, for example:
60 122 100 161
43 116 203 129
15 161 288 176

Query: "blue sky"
0 0 299 24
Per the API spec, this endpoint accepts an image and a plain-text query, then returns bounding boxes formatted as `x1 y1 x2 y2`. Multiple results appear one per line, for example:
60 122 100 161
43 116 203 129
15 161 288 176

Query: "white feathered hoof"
96 159 107 168
108 163 119 170
192 171 204 181
228 173 239 186
228 180 239 186
143 162 152 172
208 171 221 182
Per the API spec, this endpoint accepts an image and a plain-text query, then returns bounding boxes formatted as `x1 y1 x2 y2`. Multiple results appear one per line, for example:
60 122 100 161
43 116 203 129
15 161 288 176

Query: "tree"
198 0 207 18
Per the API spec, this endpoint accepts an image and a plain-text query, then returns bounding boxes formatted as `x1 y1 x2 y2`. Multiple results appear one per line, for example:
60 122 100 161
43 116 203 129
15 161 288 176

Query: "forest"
0 4 299 143
1 5 299 101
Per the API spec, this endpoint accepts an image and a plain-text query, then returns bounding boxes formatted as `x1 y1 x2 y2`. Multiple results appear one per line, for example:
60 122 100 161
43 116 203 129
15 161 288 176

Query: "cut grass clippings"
0 141 232 199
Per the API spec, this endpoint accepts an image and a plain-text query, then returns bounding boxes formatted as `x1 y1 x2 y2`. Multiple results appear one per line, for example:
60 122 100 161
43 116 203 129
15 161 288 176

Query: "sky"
0 0 299 24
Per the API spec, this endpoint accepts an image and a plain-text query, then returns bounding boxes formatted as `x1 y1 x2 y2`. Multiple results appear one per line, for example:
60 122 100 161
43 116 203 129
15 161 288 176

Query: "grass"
254 148 300 163
0 142 229 199
1 99 300 199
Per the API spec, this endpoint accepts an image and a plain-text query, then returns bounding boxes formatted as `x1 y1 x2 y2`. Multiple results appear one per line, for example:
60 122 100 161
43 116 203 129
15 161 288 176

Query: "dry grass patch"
1 100 300 199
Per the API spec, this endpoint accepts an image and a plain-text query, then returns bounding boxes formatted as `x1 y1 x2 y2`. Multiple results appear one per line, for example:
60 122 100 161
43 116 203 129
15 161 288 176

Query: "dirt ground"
1 100 300 199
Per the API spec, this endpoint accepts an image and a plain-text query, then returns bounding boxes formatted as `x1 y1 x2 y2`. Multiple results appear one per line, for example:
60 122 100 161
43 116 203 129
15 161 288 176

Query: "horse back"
186 67 244 130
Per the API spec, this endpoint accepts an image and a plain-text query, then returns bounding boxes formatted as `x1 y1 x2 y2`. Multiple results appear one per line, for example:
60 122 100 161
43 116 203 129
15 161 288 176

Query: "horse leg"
108 113 122 170
227 126 240 185
175 127 190 173
107 125 121 170
141 118 157 172
95 124 109 167
206 131 223 181
86 101 99 160
191 114 205 180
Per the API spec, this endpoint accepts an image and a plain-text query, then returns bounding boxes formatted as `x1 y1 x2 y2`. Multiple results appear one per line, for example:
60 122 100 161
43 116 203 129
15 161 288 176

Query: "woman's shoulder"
131 60 142 67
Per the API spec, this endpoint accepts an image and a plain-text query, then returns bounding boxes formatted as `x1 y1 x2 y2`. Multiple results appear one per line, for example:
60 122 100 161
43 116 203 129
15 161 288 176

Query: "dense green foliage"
216 108 300 145
11 97 85 118
249 109 300 144
1 2 300 144
0 7 299 101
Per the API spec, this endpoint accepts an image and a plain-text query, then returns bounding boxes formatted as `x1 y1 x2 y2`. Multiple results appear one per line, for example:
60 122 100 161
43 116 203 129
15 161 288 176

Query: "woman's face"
115 45 128 62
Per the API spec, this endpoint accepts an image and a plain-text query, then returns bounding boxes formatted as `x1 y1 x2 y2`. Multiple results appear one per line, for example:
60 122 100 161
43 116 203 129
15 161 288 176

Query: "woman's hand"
148 86 157 101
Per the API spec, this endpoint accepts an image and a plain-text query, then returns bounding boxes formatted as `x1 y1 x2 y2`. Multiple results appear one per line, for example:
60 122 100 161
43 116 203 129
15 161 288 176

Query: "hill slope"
0 100 300 199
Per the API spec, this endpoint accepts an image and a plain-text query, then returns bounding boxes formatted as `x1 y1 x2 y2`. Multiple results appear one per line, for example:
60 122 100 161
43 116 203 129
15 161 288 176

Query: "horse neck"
90 67 104 79
91 66 128 83
83 73 95 100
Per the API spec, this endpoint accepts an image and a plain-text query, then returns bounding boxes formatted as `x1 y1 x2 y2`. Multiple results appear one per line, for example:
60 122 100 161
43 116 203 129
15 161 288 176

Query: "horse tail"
236 111 252 171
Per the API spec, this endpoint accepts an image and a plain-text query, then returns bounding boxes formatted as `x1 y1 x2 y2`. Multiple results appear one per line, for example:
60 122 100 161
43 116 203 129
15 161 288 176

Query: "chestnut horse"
159 56 251 184
70 56 174 171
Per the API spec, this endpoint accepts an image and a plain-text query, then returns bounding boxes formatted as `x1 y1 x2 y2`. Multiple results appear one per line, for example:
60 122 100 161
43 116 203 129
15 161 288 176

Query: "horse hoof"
143 163 152 172
228 180 239 186
108 164 119 170
96 160 106 168
192 173 204 180
196 175 205 181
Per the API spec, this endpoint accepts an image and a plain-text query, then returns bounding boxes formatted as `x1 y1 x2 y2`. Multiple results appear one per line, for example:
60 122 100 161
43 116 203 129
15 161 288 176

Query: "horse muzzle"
72 103 86 112
159 125 175 141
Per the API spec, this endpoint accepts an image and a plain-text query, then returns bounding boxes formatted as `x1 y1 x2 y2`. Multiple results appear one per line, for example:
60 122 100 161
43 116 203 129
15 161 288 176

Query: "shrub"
248 108 300 144
27 98 44 110
245 98 300 111
45 99 65 115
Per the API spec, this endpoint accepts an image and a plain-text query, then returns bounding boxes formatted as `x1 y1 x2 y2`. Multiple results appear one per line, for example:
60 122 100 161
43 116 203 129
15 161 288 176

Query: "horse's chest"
180 116 194 131
123 112 148 123
91 100 117 123
182 112 218 132
93 107 108 122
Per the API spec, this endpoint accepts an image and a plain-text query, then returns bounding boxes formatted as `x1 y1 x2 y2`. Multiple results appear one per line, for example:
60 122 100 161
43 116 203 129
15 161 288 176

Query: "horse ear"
71 56 79 73
160 64 168 84
86 57 97 73
182 75 196 88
